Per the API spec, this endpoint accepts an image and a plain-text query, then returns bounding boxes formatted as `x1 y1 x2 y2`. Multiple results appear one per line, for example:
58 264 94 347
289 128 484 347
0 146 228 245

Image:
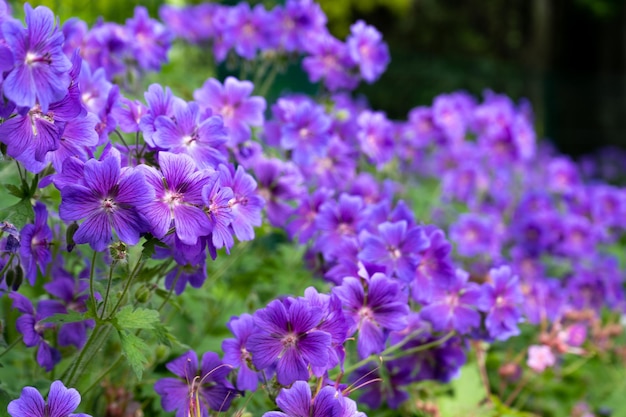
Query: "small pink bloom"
527 344 556 373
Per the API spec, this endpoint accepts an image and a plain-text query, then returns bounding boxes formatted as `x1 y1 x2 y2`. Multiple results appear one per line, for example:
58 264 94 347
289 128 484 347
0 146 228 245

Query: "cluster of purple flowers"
1 1 625 416
161 0 389 91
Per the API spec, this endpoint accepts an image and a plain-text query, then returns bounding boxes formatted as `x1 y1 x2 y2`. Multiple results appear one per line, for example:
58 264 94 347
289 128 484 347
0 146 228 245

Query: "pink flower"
527 345 556 373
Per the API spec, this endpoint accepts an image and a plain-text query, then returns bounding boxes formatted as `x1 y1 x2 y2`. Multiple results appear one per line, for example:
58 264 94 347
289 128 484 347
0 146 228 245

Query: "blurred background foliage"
9 0 626 155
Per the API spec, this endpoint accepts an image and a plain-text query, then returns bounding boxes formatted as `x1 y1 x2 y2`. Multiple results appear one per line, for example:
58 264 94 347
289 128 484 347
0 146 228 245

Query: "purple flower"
0 74 83 169
43 273 93 349
449 213 500 258
333 273 409 358
287 188 333 244
223 3 272 59
193 76 266 145
420 269 485 334
357 110 395 167
247 298 331 386
19 202 52 286
274 0 327 52
359 221 429 282
217 164 264 242
346 20 389 83
253 157 304 228
153 101 228 169
279 100 332 165
8 380 91 417
483 265 523 341
154 350 235 416
9 292 63 372
141 152 212 245
125 6 172 72
202 173 235 252
302 32 358 92
222 314 260 391
263 381 363 417
2 4 71 111
315 194 364 261
411 227 457 303
58 152 154 251
139 83 186 148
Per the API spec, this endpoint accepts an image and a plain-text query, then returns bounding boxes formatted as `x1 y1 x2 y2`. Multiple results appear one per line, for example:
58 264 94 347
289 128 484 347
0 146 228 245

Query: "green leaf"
0 199 34 229
118 330 148 380
141 235 167 261
42 310 92 325
439 362 488 417
3 184 23 199
113 306 160 330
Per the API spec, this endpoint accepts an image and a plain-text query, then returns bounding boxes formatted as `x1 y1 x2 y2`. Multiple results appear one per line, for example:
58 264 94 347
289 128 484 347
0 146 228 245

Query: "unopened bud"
134 285 152 304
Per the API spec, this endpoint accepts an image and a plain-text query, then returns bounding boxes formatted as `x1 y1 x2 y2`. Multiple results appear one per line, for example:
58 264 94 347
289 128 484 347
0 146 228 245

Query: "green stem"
106 259 144 321
157 268 181 312
387 332 454 360
81 355 123 394
112 130 130 152
0 253 15 279
100 261 116 319
256 63 279 97
337 327 433 378
63 323 113 387
89 251 98 315
0 335 23 358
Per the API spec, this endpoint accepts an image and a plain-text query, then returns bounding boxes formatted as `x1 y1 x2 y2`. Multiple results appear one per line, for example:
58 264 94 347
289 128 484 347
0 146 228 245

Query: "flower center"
281 332 298 348
163 190 184 208
102 198 117 213
359 306 374 321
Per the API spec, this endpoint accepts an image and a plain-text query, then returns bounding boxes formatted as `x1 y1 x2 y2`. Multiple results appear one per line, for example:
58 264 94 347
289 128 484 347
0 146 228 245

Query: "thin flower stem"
100 261 116 319
474 341 492 403
384 331 455 361
0 335 23 358
157 268 181 312
504 375 529 407
112 129 130 152
89 251 98 315
106 259 145 321
337 327 435 378
0 253 15 279
256 63 279 98
63 323 113 387
82 355 123 395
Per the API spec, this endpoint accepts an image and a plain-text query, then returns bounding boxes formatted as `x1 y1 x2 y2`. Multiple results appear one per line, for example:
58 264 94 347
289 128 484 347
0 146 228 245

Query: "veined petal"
276 348 309 386
73 212 112 252
275 381 310 417
8 386 45 417
173 205 210 245
47 381 80 417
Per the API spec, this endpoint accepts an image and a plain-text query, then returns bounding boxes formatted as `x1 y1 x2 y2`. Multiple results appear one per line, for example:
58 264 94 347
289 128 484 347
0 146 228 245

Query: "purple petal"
357 319 385 358
276 347 309 385
275 380 310 417
8 386 45 417
47 381 80 417
247 334 282 370
298 331 331 367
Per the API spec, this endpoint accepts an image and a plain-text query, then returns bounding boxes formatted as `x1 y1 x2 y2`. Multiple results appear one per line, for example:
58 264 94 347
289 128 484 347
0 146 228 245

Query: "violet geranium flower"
8 380 91 417
194 76 266 145
58 152 154 251
141 152 213 245
2 4 71 112
333 273 409 358
247 298 331 386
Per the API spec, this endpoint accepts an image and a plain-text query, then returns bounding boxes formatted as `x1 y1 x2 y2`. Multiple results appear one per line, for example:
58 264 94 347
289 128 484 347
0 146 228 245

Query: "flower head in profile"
8 380 91 417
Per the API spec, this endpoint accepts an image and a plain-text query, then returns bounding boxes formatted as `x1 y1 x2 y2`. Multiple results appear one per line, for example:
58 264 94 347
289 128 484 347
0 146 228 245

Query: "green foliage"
118 330 150 380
